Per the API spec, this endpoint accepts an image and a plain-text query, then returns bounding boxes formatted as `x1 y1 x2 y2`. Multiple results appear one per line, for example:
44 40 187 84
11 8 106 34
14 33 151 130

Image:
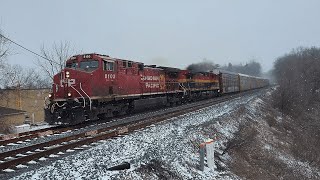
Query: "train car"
256 77 269 89
182 71 220 99
155 66 185 106
238 73 269 91
219 71 240 94
185 72 219 91
157 66 181 93
239 73 254 91
262 78 270 88
155 68 220 104
219 71 269 94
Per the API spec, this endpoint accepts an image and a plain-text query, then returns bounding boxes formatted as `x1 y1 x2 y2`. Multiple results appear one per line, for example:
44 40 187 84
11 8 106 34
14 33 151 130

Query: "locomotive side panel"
176 70 189 92
192 72 219 91
176 71 219 93
161 68 181 93
116 60 143 97
91 58 117 97
140 67 166 95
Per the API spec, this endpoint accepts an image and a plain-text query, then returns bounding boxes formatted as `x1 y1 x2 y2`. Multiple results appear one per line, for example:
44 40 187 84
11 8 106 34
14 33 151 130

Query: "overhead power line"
0 33 59 65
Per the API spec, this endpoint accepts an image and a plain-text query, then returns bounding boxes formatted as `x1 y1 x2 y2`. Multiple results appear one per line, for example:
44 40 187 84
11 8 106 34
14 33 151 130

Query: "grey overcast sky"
1 0 320 72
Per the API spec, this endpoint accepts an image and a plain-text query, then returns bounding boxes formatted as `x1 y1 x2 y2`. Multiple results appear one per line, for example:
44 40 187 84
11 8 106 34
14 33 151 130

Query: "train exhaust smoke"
186 60 219 73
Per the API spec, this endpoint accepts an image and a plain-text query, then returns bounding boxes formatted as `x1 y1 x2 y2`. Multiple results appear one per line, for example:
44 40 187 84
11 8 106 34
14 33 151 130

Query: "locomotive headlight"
67 92 72 97
48 93 53 98
66 71 70 78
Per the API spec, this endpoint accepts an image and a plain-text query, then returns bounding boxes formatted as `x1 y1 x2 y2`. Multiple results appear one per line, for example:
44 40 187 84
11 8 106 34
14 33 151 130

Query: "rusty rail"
0 116 113 146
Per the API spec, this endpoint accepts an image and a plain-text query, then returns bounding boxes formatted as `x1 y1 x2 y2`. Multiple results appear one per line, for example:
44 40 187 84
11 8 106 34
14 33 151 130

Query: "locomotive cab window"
123 61 127 68
103 61 114 71
138 63 144 70
128 61 132 67
79 60 99 71
66 62 78 68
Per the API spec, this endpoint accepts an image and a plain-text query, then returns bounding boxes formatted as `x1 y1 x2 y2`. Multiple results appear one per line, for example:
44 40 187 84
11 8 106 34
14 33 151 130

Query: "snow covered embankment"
221 90 320 180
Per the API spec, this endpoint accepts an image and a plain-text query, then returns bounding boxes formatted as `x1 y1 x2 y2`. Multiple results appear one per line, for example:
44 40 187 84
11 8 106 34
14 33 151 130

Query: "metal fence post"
199 143 205 171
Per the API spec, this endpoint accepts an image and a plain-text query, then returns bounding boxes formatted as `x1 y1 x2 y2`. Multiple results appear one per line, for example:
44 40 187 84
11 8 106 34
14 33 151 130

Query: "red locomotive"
45 53 269 125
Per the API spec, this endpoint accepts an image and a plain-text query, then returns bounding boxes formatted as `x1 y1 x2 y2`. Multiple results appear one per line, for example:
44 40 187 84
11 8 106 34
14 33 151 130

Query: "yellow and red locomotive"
45 53 269 125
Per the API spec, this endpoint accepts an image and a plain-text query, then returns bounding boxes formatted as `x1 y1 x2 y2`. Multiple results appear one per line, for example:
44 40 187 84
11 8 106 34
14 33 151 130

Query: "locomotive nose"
53 68 92 99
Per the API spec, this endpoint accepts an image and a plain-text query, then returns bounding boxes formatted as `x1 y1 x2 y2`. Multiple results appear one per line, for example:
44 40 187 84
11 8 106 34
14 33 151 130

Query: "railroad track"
0 126 58 144
0 111 131 147
0 89 262 172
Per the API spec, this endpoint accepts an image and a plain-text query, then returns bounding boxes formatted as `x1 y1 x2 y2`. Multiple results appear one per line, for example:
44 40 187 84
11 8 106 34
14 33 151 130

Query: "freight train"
44 53 269 125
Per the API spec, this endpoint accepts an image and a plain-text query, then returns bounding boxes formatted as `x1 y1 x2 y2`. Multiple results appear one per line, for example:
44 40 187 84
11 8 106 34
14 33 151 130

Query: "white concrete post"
206 139 215 171
32 113 35 125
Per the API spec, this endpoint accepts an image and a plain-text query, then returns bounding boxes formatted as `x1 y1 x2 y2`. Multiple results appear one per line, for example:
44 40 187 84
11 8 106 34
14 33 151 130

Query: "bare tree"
0 29 11 87
1 64 23 89
37 41 76 81
1 64 50 89
0 29 11 104
0 29 10 61
273 47 320 114
221 60 262 76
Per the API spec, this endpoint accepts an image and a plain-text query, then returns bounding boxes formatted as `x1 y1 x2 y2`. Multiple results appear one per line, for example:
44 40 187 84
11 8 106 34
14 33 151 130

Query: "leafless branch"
37 41 76 81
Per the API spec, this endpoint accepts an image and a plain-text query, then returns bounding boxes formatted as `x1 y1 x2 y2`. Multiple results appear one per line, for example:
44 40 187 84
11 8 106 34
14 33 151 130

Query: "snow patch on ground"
48 154 60 158
27 161 37 165
39 157 47 161
16 164 28 169
278 152 320 178
3 169 15 173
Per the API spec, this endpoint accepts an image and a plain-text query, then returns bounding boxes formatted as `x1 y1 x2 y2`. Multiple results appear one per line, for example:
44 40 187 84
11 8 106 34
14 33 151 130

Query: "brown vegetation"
223 93 320 179
272 47 320 167
273 47 320 115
